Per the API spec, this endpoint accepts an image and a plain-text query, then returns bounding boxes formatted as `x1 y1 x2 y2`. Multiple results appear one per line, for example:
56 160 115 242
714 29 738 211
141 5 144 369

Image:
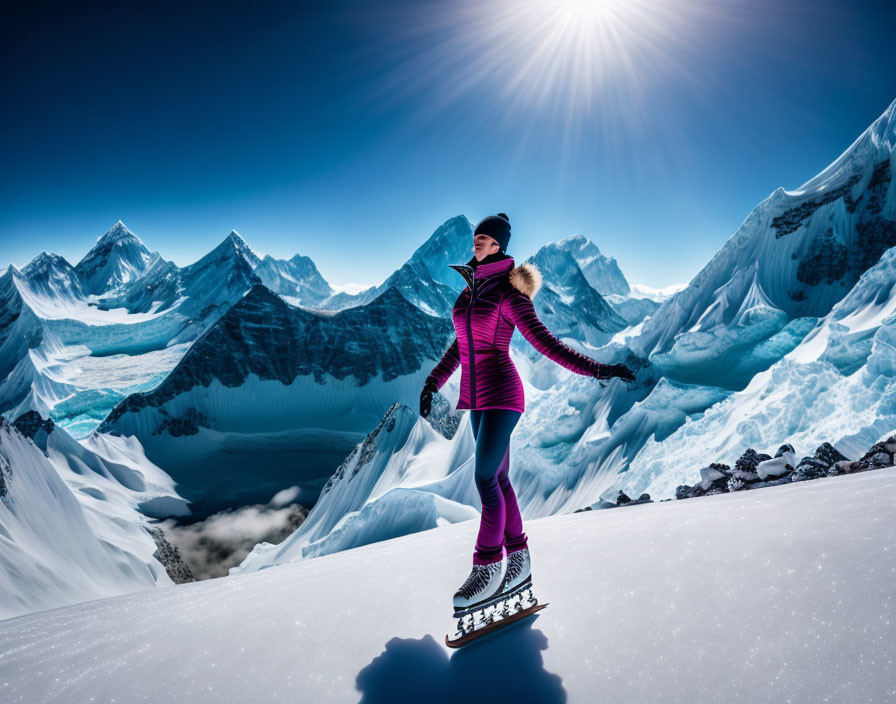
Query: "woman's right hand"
420 378 438 417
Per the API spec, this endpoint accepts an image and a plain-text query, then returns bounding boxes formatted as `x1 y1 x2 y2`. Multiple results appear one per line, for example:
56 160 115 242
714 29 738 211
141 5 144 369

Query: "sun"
353 0 723 163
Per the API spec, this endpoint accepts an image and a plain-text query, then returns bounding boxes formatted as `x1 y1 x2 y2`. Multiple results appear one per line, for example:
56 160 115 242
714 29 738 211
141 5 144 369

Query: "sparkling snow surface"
1 467 893 703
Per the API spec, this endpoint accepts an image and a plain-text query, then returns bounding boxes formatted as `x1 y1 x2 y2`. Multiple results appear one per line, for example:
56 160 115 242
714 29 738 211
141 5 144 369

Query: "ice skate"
500 547 531 593
447 560 545 648
452 560 506 611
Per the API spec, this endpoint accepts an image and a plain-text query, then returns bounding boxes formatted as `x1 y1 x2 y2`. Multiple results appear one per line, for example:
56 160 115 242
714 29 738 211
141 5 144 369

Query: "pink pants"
470 409 527 565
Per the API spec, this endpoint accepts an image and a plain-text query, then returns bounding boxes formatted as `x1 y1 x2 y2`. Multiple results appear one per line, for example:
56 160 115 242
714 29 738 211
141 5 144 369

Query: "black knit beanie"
474 213 511 253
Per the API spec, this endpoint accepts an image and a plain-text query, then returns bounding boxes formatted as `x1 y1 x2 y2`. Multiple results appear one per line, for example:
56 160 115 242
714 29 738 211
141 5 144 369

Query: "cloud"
158 498 308 580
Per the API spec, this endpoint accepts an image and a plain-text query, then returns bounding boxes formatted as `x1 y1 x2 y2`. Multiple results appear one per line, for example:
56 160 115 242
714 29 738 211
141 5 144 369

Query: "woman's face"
473 234 500 261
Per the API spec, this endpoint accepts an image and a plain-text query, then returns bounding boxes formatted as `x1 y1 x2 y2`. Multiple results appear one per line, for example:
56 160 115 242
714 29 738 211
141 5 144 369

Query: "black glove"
595 363 636 383
419 378 438 418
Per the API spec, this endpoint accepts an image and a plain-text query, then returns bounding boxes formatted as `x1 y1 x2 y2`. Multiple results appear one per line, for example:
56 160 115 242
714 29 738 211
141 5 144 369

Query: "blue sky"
2 0 895 289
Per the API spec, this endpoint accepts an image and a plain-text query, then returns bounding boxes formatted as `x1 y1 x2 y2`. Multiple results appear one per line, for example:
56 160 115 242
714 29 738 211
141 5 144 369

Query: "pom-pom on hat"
473 212 511 253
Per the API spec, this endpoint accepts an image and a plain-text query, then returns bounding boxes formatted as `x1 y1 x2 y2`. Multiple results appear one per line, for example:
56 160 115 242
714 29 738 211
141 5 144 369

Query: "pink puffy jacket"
426 255 601 412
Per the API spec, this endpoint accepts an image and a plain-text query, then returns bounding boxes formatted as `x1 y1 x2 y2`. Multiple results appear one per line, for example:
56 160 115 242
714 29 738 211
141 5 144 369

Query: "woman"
419 212 635 610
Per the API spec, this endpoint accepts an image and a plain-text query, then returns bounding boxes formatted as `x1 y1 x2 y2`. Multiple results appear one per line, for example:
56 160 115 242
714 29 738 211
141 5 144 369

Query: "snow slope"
0 418 176 620
1 466 893 703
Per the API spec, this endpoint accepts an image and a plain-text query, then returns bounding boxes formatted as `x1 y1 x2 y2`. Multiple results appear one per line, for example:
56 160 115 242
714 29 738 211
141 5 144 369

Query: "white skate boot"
500 547 531 592
453 559 506 610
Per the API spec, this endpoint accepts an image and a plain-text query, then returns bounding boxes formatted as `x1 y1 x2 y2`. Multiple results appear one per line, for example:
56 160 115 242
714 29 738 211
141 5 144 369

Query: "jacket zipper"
467 278 478 407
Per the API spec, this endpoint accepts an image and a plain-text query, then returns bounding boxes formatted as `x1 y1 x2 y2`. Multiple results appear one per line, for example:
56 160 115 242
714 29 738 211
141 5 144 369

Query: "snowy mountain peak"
95 220 140 247
787 96 896 197
23 252 72 275
76 223 155 295
213 230 261 268
552 234 630 296
558 233 600 254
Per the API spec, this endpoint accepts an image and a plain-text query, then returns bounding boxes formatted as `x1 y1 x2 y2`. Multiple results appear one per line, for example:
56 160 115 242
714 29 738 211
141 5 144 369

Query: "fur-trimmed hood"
508 262 542 300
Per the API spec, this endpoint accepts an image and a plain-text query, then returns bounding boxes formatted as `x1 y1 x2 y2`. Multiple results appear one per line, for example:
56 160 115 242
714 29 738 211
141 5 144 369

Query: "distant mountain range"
8 99 893 612
238 97 896 573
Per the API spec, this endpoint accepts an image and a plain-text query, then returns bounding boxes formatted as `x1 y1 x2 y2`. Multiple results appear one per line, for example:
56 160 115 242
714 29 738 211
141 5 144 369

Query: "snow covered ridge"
0 223 336 437
525 244 628 348
0 414 193 620
630 97 896 389
673 437 896 499
101 285 453 429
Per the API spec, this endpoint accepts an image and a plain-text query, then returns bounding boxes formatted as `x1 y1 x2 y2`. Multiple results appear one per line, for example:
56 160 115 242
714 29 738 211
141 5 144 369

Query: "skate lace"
507 551 525 582
505 550 528 582
459 564 500 599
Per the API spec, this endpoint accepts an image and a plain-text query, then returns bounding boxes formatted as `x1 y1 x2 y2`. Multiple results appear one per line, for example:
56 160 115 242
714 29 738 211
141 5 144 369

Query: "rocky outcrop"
12 411 56 451
673 436 895 500
0 445 10 501
322 403 401 496
147 526 196 584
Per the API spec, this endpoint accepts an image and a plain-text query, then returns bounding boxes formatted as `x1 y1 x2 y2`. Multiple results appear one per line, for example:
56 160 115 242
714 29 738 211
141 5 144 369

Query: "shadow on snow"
356 618 566 703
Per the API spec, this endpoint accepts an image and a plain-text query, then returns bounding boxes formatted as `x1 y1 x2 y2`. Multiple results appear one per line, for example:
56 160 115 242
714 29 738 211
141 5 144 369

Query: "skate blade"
452 575 532 618
445 602 548 649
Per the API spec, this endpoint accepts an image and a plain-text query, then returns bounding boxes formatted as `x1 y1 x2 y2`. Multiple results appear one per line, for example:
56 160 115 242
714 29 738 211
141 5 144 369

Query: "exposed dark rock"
772 172 862 237
734 449 766 474
675 484 700 500
859 437 895 464
577 491 652 511
869 452 893 467
791 458 830 482
853 219 896 272
814 442 849 466
0 451 10 500
677 435 892 499
697 463 731 494
153 408 208 437
728 466 765 491
147 526 196 584
12 411 55 451
774 444 795 458
797 230 849 287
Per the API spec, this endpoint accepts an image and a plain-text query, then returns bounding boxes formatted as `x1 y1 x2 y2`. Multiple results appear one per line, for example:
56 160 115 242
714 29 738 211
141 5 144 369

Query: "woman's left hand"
595 363 636 383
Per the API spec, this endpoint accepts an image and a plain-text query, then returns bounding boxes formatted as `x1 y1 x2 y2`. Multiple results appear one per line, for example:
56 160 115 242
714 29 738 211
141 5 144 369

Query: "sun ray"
344 0 741 175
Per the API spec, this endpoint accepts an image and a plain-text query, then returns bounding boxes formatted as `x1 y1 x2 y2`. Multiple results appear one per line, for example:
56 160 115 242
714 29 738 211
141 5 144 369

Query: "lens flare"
347 0 733 169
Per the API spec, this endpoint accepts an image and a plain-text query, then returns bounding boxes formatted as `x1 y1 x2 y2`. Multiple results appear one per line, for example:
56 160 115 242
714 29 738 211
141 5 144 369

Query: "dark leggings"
470 409 527 565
